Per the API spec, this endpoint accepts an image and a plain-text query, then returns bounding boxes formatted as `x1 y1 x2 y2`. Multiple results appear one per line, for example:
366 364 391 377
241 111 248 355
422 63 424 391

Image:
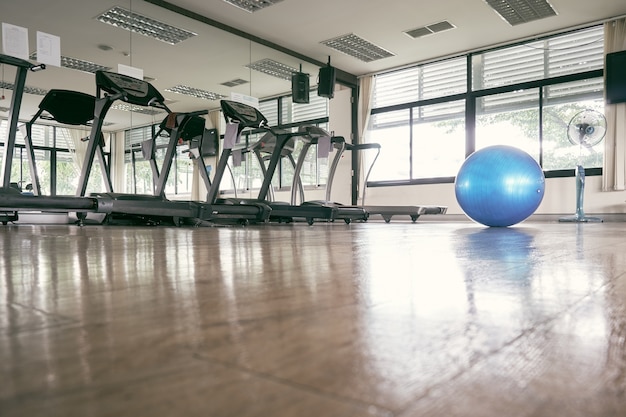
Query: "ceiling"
1 0 626 131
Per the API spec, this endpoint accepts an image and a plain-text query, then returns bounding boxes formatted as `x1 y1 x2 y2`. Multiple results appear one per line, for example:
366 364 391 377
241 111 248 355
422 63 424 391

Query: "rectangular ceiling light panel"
96 6 197 45
30 53 111 74
245 59 297 80
0 81 47 96
485 0 557 26
321 33 395 63
165 85 226 101
112 103 164 116
223 0 284 13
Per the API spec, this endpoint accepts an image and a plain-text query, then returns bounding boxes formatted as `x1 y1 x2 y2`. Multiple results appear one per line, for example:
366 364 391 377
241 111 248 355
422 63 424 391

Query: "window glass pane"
9 148 31 190
259 100 279 126
413 100 466 178
367 109 410 181
373 57 466 108
174 155 194 196
422 57 467 99
476 89 541 159
546 26 604 77
228 133 265 194
374 67 420 108
296 122 331 190
474 42 544 90
33 148 50 194
127 149 154 195
279 130 298 189
293 94 328 123
163 149 176 195
56 151 79 196
84 160 108 195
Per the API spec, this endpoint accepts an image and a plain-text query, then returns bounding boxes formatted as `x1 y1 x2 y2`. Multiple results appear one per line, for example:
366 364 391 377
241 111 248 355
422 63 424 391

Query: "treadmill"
291 125 447 222
142 115 216 202
207 100 336 225
75 70 271 225
140 113 209 198
288 125 368 223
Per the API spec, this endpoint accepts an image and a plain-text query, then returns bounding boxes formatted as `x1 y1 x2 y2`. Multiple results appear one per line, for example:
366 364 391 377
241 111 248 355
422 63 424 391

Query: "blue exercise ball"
455 145 545 227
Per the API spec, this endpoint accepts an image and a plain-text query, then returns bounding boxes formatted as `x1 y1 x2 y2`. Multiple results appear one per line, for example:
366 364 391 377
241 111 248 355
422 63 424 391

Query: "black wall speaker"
606 50 626 105
291 72 310 103
317 65 336 99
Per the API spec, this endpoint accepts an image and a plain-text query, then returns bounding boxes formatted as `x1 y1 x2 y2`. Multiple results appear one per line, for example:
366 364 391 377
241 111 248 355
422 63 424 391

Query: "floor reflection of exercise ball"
455 145 545 227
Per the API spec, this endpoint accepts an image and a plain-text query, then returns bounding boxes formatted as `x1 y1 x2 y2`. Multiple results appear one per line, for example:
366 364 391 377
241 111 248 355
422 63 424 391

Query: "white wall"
362 167 626 216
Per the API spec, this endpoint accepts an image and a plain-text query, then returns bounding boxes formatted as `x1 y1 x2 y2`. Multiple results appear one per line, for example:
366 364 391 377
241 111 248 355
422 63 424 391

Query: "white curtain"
67 127 88 172
356 75 375 203
603 18 626 191
110 131 125 192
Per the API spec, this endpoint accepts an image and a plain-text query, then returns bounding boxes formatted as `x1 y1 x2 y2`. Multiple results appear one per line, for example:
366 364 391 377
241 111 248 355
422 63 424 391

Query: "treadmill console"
221 100 268 128
95 70 165 107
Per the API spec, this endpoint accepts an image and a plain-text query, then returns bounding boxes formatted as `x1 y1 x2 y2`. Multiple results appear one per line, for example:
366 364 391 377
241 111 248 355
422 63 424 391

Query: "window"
368 25 605 185
0 120 84 195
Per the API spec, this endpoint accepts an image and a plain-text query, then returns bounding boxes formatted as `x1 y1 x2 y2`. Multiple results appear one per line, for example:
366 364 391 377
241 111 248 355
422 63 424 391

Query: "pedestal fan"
559 109 606 223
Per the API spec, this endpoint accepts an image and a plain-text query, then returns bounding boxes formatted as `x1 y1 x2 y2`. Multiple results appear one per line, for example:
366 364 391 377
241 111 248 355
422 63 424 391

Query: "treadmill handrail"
0 54 45 71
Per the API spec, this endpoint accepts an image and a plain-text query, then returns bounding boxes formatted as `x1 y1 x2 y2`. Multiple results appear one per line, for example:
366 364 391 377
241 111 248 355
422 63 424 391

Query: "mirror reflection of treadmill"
207 100 337 225
74 71 270 225
289 126 369 223
292 126 447 223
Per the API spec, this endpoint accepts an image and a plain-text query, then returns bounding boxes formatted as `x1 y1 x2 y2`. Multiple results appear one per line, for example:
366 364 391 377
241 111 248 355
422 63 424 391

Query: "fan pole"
558 164 602 222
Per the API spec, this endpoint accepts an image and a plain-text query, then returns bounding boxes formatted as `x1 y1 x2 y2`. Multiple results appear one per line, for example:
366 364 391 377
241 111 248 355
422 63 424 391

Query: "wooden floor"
1 219 626 416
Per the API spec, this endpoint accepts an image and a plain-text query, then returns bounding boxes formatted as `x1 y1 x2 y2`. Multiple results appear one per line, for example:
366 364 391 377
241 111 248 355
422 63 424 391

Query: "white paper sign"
317 135 332 159
2 23 29 60
224 122 239 150
118 64 144 80
230 92 259 109
36 31 61 67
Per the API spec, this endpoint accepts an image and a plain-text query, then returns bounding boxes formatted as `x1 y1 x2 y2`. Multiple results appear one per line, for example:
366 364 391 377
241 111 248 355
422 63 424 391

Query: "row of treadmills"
0 53 446 226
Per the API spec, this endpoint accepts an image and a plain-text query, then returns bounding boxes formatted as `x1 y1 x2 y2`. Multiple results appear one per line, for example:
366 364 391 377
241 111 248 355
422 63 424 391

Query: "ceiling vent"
223 0 284 13
96 6 197 45
165 85 226 101
221 78 249 87
321 33 395 63
404 21 456 39
485 0 557 26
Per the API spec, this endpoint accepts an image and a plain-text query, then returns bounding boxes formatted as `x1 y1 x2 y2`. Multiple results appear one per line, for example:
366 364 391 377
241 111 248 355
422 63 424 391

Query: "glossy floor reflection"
1 221 626 416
